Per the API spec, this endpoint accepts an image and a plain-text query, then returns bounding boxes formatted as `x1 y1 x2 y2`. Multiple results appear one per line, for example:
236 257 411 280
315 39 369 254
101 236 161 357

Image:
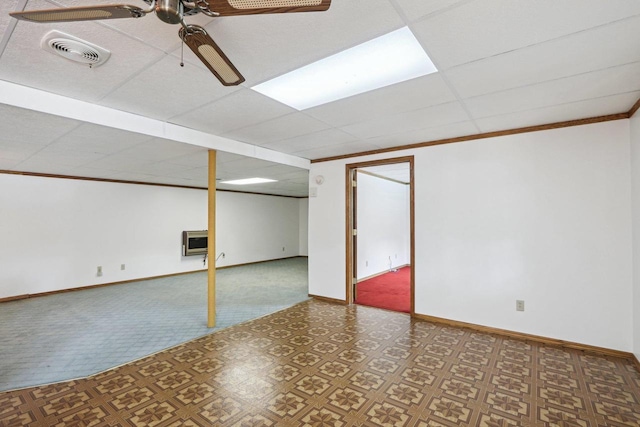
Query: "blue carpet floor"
0 257 309 391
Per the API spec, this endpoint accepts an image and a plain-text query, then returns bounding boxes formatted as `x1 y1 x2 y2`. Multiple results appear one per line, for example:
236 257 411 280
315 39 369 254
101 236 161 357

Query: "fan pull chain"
180 37 184 67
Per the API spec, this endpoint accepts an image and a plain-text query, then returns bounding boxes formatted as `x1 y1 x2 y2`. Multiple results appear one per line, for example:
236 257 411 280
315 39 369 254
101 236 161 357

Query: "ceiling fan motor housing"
155 0 184 24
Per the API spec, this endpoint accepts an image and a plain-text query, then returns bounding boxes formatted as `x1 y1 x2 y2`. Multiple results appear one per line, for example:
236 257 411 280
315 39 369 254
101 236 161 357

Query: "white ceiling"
1 0 640 197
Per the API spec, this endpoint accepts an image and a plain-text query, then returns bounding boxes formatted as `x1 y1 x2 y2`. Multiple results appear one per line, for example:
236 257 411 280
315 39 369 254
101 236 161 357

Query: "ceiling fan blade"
179 25 245 86
9 5 147 23
208 0 331 16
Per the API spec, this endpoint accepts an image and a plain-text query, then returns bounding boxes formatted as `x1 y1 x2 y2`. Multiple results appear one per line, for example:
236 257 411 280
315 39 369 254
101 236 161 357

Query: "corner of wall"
630 114 640 360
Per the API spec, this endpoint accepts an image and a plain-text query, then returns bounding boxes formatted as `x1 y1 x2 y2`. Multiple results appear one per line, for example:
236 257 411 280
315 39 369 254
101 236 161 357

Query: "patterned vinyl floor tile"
1 299 639 426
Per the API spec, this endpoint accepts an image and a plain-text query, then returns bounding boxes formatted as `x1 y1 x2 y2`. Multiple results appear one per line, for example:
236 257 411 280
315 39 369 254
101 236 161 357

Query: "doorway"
346 156 414 314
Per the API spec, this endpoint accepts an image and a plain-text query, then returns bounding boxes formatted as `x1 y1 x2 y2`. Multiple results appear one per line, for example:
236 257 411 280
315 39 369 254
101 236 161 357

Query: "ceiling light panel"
252 26 437 110
220 177 277 185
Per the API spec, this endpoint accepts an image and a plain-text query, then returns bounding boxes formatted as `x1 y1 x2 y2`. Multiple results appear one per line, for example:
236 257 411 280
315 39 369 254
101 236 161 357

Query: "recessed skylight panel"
252 26 437 110
220 178 277 185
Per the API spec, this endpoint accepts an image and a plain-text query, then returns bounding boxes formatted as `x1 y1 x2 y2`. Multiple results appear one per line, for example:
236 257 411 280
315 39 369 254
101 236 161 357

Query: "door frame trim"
345 156 415 314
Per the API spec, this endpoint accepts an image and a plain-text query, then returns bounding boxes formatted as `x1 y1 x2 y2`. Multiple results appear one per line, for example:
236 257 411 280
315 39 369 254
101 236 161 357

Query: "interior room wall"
215 191 300 267
356 171 410 279
309 120 633 352
631 113 640 360
0 174 301 299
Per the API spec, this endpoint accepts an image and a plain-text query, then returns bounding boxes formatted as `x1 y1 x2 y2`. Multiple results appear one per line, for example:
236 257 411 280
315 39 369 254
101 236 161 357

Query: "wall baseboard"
357 264 410 282
0 294 30 303
309 294 347 305
413 313 633 360
0 256 308 303
0 269 208 303
217 256 306 270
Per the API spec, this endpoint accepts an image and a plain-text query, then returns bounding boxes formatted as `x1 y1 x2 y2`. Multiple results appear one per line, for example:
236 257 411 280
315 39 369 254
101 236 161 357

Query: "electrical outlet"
121 264 125 271
222 252 225 259
516 300 525 312
366 260 368 267
395 254 397 258
282 247 285 251
97 266 102 277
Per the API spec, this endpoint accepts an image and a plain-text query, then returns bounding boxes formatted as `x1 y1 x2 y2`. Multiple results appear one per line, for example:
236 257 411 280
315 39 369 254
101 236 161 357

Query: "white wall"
309 120 633 351
298 198 309 257
631 114 640 360
0 175 302 299
356 172 410 279
215 191 300 267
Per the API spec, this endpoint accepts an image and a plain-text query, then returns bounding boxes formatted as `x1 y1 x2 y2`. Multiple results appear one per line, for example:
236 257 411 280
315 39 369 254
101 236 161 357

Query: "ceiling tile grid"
1 0 640 196
441 15 640 100
341 101 472 140
262 128 359 155
409 0 640 71
0 0 168 102
44 123 155 154
464 61 640 120
97 54 241 121
222 112 330 145
362 120 480 150
475 91 640 134
0 1 21 39
304 73 458 127
197 0 405 86
169 88 296 135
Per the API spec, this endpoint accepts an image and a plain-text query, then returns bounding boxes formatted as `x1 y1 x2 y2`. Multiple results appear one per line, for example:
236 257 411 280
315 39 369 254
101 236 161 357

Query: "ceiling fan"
9 0 332 86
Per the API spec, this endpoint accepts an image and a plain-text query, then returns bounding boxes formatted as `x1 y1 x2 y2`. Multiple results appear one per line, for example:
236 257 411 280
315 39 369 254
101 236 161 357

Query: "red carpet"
354 266 410 313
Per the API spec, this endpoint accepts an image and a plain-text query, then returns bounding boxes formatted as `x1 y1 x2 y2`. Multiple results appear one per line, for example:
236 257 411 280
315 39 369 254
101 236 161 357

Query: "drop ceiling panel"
393 0 471 22
0 142 44 166
465 62 640 119
268 169 311 182
223 113 330 145
363 121 479 149
251 163 306 177
0 0 166 102
15 149 107 171
217 151 247 165
169 89 295 135
2 1 640 198
98 54 239 120
0 159 23 169
444 16 640 99
217 156 285 177
116 138 206 162
412 0 640 70
165 152 209 168
305 73 456 127
57 0 216 52
293 140 382 160
475 91 640 133
82 153 154 171
342 101 471 140
45 123 154 154
263 128 359 154
0 1 21 37
198 0 405 85
165 165 207 182
0 104 80 147
133 161 200 177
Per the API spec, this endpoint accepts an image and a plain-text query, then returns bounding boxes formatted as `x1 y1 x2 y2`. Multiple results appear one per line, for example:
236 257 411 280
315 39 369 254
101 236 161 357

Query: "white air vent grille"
41 30 110 67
